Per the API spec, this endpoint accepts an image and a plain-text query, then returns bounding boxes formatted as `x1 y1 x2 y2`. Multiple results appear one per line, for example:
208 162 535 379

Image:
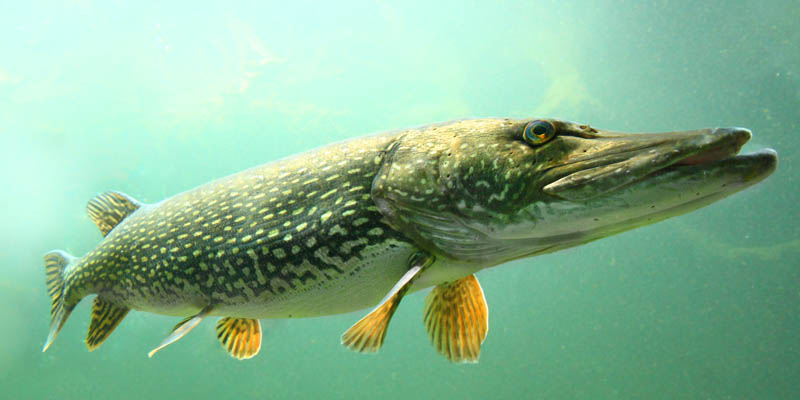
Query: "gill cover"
371 119 537 261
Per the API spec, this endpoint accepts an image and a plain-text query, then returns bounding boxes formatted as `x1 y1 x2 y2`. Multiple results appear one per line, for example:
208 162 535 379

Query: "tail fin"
43 250 77 352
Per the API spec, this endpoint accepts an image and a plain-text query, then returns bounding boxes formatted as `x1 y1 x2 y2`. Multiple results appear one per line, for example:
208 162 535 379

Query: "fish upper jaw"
541 127 753 201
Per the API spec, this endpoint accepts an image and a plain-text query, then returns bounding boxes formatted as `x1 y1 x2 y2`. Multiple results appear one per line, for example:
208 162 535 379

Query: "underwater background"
1 1 797 399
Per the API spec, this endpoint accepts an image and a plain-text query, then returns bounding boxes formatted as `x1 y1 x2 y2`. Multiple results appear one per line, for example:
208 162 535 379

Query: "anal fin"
148 306 212 358
216 317 262 360
341 252 433 353
86 297 130 351
423 274 488 363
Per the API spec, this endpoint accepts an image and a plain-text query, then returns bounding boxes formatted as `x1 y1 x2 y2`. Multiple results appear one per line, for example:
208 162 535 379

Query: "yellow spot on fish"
353 217 369 226
296 222 308 232
320 189 338 199
329 224 347 236
320 211 333 223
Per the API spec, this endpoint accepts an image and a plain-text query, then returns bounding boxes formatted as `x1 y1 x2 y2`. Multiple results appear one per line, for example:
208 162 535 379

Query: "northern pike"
42 118 777 362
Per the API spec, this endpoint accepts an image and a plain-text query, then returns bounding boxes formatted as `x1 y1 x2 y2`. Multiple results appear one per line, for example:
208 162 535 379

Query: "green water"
1 1 798 399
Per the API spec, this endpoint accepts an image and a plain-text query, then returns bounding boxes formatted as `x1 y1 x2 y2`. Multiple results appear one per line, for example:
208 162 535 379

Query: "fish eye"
523 120 556 145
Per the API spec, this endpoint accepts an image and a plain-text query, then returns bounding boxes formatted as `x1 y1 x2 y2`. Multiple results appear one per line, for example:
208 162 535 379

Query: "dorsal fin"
87 191 141 236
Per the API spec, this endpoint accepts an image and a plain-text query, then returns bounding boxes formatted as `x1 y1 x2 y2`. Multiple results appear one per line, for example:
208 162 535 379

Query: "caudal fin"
43 250 77 352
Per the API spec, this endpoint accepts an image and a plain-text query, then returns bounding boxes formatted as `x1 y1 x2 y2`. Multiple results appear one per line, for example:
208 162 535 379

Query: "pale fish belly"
210 238 418 319
112 238 481 319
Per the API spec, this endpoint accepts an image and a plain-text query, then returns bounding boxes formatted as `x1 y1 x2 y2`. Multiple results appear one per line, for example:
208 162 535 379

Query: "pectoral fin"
341 252 434 353
423 274 488 363
216 317 262 360
86 297 130 351
148 306 212 358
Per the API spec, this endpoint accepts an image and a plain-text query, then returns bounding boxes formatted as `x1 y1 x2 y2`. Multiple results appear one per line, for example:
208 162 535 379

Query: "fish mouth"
542 127 778 201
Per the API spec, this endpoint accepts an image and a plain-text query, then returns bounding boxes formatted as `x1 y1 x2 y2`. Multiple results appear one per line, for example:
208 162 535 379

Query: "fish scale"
41 118 776 362
64 133 416 318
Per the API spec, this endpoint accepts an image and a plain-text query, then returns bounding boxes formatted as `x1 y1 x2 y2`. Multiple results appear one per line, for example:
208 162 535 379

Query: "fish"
42 118 777 362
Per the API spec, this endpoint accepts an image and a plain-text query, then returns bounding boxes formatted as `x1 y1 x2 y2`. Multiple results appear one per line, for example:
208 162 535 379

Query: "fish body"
64 133 423 319
43 118 777 362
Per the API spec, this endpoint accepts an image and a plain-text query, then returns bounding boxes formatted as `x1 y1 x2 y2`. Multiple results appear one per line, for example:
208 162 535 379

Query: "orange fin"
86 297 130 351
216 317 262 360
342 252 433 353
148 306 212 358
423 274 488 363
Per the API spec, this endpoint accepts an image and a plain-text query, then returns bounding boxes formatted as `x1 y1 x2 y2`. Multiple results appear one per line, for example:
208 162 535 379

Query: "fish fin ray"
42 250 78 352
423 274 488 363
216 317 261 360
147 306 212 358
86 297 130 351
341 252 433 353
87 191 141 236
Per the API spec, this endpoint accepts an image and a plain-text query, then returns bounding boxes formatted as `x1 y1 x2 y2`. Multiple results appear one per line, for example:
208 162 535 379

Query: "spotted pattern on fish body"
62 133 420 320
43 117 776 362
370 119 544 263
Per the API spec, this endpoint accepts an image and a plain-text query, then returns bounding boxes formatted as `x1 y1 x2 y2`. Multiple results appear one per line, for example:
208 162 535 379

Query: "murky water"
1 1 797 399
